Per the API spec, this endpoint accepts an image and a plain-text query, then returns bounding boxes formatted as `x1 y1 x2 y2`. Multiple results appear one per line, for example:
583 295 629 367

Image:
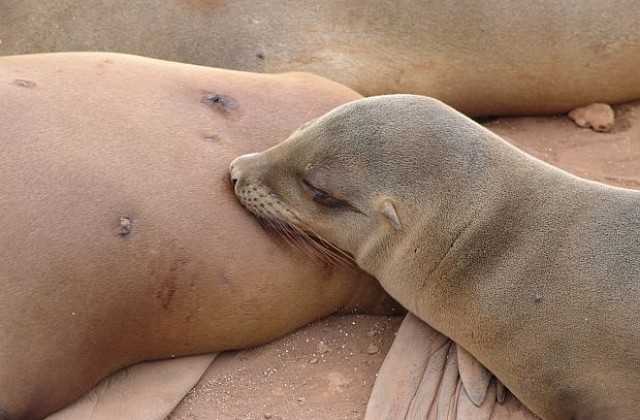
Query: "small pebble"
264 414 272 419
567 102 615 132
318 341 329 354
309 358 319 364
367 344 380 355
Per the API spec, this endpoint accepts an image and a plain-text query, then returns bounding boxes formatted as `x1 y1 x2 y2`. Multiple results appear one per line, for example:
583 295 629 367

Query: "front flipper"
365 313 451 419
366 313 540 419
457 345 492 407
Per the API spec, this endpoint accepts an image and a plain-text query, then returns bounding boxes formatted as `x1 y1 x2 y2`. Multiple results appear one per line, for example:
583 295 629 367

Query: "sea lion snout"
229 153 288 221
229 153 260 186
229 161 241 186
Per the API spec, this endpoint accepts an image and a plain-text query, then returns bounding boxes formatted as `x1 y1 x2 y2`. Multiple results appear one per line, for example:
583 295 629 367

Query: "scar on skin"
12 79 36 88
202 133 222 143
119 217 132 236
203 93 236 112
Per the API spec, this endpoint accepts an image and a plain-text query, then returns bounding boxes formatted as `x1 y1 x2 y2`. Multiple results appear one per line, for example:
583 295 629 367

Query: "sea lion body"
2 0 640 116
0 52 397 420
230 95 640 419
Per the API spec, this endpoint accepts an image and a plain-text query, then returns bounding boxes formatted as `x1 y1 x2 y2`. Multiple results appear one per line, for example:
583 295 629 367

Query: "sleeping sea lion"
230 94 640 419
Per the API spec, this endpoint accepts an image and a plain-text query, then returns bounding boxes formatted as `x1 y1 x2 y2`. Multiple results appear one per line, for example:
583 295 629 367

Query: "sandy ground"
169 314 402 420
488 101 640 188
168 100 640 420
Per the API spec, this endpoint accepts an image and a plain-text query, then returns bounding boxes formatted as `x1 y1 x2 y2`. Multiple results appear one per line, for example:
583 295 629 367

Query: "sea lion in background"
230 95 640 419
2 0 640 117
0 52 400 420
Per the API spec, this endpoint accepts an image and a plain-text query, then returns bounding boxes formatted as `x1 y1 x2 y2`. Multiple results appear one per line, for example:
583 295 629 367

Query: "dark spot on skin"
533 292 543 303
203 93 236 112
119 217 132 236
148 241 190 310
156 277 177 310
97 59 114 68
12 79 36 88
169 257 188 273
218 272 231 285
202 133 222 143
256 52 265 59
188 275 198 290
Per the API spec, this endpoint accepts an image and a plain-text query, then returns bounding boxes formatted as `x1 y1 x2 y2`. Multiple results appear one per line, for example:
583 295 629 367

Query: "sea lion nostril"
229 164 242 186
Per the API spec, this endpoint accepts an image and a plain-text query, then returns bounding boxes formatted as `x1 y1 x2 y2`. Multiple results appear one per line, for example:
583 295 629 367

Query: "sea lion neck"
233 94 640 420
354 125 574 315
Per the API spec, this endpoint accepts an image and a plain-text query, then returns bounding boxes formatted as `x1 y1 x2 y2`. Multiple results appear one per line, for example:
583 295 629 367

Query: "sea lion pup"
0 52 399 420
2 0 640 117
230 94 640 420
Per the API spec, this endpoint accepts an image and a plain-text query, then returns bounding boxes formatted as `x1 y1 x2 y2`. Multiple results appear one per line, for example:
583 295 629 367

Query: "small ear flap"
379 199 402 231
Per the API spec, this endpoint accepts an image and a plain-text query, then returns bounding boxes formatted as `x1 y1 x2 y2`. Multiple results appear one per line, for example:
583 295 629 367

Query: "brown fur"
0 53 399 420
230 95 640 420
2 0 640 116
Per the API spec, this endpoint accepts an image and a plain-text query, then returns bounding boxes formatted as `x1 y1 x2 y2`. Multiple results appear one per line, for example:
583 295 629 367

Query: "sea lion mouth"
252 212 355 266
230 154 354 265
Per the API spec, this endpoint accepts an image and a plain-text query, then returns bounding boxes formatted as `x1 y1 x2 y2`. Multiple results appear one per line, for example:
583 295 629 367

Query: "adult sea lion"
0 52 400 420
2 0 640 116
230 95 640 419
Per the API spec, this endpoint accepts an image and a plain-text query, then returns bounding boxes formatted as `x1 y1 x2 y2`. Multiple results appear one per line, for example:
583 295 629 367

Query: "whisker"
277 221 324 261
258 216 329 263
288 223 354 266
253 214 354 266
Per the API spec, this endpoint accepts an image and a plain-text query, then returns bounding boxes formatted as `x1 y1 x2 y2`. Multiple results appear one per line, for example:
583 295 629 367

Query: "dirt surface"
487 100 640 188
168 100 640 420
168 314 402 420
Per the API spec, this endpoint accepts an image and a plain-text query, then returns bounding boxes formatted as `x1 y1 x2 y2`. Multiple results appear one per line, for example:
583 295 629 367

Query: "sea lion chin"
231 94 640 420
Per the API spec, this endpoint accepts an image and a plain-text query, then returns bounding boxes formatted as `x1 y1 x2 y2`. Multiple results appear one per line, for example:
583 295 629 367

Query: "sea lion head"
229 95 503 280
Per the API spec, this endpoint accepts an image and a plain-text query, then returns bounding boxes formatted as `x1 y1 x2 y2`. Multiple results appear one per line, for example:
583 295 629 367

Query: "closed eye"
302 179 351 209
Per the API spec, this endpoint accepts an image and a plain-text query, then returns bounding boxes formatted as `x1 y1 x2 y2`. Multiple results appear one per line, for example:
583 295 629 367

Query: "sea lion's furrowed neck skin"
230 95 640 420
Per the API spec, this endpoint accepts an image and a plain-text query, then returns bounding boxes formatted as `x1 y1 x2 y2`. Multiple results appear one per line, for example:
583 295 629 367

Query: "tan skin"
0 53 399 420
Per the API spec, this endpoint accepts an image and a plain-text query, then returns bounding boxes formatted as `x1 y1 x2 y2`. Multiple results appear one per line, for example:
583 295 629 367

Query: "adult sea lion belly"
0 52 397 419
